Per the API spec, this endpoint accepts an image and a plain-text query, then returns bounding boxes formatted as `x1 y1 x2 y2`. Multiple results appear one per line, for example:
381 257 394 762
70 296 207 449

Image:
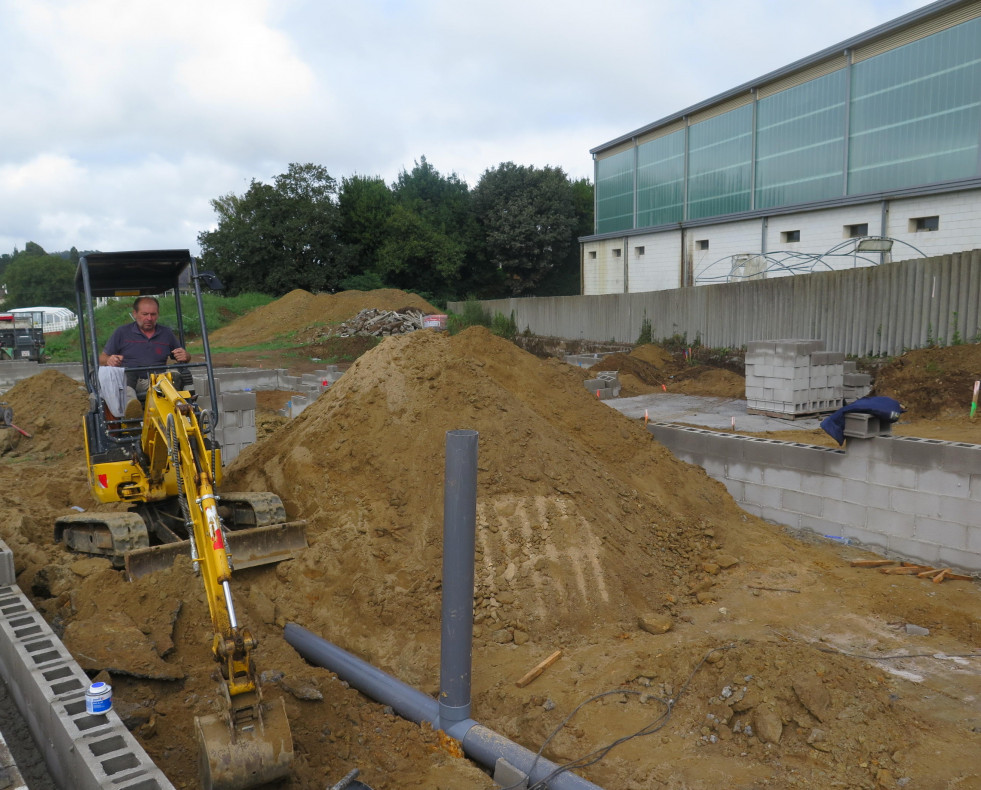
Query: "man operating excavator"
99 296 190 418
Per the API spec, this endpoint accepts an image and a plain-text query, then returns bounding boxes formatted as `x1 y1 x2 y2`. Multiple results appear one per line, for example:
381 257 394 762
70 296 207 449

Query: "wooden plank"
515 649 563 688
849 559 896 568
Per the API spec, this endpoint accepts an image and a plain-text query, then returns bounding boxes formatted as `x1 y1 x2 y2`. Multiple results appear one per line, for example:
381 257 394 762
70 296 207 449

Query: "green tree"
337 174 396 287
375 205 465 299
198 163 347 296
381 157 476 300
3 243 76 308
471 162 580 296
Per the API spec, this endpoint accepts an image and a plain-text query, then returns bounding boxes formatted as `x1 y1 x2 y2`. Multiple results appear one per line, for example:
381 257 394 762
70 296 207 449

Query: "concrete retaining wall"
0 541 175 790
648 425 981 572
451 250 981 357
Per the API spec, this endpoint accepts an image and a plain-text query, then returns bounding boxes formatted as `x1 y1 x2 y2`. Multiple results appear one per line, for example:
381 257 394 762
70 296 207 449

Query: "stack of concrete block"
191 380 256 465
584 370 621 400
843 361 873 403
745 340 844 417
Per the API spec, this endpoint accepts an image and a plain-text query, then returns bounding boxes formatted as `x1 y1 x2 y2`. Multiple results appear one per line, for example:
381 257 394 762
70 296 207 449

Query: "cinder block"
913 517 968 550
781 489 825 517
868 459 916 489
761 466 803 491
220 391 257 411
822 498 868 530
0 540 14 587
886 436 945 469
885 536 941 567
939 495 977 525
935 545 981 574
866 507 915 538
0 586 176 790
939 442 981 475
842 479 890 509
916 467 969 498
742 482 783 509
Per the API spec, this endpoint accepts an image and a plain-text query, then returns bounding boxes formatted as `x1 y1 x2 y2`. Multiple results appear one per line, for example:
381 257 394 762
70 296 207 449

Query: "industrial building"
582 0 981 294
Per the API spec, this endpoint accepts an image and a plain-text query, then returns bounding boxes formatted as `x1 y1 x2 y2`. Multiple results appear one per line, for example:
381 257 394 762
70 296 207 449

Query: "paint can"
85 681 112 715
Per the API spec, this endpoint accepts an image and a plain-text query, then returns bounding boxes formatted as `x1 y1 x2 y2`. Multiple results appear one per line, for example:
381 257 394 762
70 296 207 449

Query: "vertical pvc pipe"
439 429 478 726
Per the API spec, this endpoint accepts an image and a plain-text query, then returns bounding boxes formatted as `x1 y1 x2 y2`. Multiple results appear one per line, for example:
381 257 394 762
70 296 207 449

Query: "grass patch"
44 292 276 362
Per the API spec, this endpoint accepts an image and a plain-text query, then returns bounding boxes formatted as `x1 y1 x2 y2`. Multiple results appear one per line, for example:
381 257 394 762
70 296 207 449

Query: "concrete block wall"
745 339 844 416
0 542 175 790
648 424 981 573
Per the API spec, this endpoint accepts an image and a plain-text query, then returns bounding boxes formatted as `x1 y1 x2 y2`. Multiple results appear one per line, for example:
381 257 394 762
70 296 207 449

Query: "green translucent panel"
595 149 634 233
848 16 981 195
687 104 753 219
756 70 847 208
637 130 685 226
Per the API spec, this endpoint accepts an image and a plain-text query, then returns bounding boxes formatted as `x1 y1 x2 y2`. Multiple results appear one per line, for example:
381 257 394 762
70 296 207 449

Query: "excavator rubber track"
56 493 306 580
54 511 149 567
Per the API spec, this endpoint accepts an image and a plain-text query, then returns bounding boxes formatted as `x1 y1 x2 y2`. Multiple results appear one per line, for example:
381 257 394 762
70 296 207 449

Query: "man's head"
132 297 160 334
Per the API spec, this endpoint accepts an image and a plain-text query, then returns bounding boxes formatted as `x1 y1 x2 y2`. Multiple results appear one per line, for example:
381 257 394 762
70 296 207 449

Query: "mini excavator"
54 250 304 790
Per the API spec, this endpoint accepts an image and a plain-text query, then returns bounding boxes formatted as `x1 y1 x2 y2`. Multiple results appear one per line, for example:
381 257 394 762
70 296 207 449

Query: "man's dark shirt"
103 322 181 386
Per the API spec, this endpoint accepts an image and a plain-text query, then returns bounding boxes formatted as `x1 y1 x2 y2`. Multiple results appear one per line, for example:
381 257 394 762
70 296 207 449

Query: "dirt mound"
671 366 746 398
590 344 746 398
630 343 675 368
873 343 981 418
2 339 980 789
224 327 741 671
209 289 439 348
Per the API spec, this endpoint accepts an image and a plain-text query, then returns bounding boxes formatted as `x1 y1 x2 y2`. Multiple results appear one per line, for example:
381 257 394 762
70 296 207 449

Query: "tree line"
198 158 592 303
1 157 594 309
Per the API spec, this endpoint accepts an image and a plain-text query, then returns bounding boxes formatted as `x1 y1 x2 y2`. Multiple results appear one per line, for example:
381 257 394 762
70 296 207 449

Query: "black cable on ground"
499 643 736 790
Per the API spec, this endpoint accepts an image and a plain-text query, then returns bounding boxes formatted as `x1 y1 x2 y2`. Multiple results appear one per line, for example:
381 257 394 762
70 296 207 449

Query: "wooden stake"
849 559 896 567
515 649 563 688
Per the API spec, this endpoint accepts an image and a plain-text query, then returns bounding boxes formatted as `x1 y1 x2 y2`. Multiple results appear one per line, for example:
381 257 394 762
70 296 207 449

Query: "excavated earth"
0 290 978 790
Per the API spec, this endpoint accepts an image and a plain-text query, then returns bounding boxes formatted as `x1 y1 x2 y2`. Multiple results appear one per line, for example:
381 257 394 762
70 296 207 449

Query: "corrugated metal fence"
449 250 981 356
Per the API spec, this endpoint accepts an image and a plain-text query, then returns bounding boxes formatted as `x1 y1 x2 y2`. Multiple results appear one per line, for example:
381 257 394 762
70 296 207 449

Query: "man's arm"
100 351 124 367
171 347 190 363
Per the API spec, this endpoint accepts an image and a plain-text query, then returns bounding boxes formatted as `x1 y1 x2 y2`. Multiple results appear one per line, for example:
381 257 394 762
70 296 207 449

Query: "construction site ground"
0 289 979 790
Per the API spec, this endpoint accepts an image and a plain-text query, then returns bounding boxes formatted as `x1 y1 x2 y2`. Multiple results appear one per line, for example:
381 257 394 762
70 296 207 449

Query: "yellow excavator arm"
142 373 292 790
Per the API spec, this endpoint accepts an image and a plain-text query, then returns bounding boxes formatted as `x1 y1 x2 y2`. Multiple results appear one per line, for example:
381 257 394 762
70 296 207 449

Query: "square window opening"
781 230 801 243
845 223 869 239
909 216 939 232
634 246 645 257
696 239 709 251
588 250 597 259
612 248 622 258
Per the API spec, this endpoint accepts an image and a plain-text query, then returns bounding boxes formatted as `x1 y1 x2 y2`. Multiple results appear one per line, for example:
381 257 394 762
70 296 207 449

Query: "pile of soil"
0 303 978 789
209 289 439 348
590 344 746 399
873 344 981 418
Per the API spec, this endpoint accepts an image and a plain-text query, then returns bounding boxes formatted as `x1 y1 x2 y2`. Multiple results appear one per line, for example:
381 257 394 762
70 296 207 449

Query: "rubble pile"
323 307 427 338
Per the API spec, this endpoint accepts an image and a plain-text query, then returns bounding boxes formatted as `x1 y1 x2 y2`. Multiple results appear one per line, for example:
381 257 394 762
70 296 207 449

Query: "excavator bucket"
195 696 293 790
124 521 308 580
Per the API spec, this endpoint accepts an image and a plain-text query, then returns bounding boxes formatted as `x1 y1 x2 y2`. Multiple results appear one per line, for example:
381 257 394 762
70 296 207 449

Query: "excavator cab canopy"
74 249 223 456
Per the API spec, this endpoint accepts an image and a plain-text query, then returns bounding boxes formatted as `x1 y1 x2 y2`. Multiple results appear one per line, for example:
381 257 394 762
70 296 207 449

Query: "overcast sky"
1 0 927 256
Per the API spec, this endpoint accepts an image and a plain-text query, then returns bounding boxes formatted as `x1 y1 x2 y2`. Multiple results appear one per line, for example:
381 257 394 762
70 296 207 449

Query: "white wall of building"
887 190 981 258
582 239 625 294
627 230 682 292
582 189 981 294
688 219 763 283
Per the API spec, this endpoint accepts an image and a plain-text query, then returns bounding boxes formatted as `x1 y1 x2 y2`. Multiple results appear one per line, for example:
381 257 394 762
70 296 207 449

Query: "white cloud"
0 0 931 254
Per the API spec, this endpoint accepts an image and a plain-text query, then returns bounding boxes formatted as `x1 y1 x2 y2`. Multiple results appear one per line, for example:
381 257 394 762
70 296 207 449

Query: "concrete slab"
606 393 823 433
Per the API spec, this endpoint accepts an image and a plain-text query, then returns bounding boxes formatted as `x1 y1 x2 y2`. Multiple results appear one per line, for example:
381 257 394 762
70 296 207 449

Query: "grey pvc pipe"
439 429 478 725
283 623 602 790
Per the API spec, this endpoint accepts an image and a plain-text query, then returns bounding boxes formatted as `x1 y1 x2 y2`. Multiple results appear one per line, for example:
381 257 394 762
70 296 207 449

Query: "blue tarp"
820 396 904 445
